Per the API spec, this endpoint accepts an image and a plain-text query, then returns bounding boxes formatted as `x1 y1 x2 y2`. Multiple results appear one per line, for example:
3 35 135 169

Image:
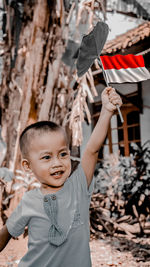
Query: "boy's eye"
60 152 68 157
42 155 51 160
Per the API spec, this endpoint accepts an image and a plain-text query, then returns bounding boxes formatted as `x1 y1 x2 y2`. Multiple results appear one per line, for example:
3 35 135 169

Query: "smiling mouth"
51 171 64 178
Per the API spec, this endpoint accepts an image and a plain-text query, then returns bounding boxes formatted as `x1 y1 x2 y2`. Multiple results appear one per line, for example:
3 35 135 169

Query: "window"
110 107 141 156
93 105 141 159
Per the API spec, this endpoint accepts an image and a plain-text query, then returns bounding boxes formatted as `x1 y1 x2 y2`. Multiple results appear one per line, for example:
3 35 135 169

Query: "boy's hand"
101 87 122 112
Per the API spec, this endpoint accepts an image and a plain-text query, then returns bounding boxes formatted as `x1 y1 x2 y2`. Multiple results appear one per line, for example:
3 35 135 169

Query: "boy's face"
22 130 71 193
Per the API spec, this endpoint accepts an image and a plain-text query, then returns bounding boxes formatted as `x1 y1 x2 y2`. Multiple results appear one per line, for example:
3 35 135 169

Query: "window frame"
110 104 140 156
92 103 141 159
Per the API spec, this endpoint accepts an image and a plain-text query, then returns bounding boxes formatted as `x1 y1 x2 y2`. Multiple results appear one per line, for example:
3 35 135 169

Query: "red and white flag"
100 54 150 83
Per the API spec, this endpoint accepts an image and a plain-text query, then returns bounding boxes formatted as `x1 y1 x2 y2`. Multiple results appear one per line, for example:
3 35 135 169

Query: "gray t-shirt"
6 164 94 267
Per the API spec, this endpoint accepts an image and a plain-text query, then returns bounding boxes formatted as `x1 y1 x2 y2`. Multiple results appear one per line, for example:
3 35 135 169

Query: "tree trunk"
0 0 66 170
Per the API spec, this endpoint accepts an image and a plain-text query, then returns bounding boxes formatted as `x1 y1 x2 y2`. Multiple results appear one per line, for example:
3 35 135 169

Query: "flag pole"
97 57 124 123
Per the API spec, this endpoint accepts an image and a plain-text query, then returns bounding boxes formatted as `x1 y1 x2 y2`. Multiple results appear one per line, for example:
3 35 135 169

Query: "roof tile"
102 21 150 54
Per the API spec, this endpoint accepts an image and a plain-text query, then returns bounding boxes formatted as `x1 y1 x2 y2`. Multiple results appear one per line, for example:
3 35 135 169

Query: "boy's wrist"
101 105 114 116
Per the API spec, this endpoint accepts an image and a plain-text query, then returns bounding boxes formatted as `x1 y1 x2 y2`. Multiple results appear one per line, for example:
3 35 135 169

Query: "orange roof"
102 21 150 55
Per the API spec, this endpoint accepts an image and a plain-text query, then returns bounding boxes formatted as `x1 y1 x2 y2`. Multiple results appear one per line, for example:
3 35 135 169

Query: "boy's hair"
19 121 67 158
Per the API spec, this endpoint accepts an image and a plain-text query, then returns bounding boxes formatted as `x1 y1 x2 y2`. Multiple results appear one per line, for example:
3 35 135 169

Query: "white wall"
140 80 150 145
80 121 92 157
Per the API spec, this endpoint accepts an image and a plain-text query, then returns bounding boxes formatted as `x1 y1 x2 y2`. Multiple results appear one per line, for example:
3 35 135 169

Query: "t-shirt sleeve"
72 163 94 197
6 196 29 237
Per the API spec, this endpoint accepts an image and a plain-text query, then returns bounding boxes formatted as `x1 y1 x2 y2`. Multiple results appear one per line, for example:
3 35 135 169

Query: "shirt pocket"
72 207 84 228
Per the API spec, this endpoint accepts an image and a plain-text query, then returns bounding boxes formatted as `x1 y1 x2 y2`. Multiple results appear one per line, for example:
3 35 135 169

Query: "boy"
0 87 122 267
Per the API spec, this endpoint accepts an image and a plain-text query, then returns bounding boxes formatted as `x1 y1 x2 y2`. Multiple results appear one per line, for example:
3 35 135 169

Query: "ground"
0 234 150 267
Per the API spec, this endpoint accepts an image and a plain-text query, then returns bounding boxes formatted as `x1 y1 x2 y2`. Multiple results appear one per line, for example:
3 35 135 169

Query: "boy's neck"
40 184 64 195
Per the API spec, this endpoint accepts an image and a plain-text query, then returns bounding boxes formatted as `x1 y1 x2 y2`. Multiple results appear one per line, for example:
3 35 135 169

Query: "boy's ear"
21 159 32 173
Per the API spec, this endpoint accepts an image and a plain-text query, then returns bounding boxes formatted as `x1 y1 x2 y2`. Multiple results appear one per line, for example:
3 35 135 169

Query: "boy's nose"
51 156 62 167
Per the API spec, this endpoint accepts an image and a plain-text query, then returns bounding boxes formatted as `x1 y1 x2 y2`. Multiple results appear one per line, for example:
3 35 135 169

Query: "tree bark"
0 0 65 170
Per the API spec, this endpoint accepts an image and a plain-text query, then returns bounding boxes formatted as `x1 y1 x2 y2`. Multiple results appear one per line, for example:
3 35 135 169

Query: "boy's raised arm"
0 225 12 252
81 87 122 187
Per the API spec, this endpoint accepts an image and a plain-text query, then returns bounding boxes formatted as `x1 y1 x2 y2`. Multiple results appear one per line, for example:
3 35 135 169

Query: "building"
82 20 150 159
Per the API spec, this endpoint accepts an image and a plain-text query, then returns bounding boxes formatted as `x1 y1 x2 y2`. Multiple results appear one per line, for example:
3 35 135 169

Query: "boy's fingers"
109 94 122 106
102 87 115 97
103 87 122 108
112 100 121 106
105 87 115 93
113 99 122 107
109 95 120 100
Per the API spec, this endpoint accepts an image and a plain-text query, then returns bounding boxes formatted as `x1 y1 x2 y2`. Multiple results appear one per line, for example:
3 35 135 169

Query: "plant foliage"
91 141 150 236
